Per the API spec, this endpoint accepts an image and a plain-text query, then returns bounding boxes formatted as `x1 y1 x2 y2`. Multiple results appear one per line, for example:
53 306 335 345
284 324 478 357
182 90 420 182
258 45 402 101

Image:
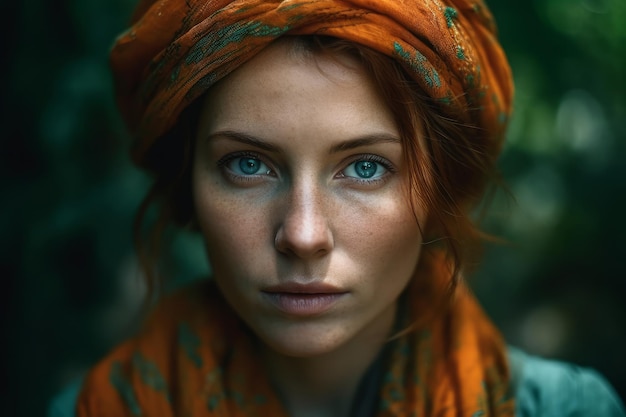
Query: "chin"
254 321 350 358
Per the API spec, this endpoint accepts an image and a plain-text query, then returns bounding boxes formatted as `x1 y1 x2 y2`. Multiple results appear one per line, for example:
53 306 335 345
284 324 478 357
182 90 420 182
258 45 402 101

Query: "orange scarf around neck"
76 252 515 416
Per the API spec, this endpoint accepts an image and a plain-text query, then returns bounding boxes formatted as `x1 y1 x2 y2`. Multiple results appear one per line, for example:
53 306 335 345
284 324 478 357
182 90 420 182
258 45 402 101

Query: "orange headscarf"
77 251 514 416
110 0 513 167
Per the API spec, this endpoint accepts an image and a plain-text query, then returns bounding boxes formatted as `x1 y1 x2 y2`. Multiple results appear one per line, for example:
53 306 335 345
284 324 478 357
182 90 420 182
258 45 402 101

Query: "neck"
259 304 396 417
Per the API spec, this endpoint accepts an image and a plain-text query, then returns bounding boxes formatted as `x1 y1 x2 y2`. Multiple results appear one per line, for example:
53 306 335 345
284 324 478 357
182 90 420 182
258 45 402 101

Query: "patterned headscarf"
110 0 513 166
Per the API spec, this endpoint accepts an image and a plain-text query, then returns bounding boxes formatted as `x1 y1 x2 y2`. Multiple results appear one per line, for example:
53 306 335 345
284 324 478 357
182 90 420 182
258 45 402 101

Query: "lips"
261 282 348 316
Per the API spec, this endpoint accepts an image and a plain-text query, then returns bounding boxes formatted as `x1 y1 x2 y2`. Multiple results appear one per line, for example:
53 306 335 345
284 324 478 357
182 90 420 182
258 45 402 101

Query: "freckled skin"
192 40 425 359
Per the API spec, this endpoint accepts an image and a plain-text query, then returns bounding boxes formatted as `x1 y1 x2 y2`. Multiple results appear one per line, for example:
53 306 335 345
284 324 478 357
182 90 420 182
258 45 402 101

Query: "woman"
68 0 624 416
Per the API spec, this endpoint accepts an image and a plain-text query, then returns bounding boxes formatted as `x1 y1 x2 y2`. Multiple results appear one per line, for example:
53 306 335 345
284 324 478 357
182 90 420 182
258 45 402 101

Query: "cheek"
193 179 271 271
335 191 424 273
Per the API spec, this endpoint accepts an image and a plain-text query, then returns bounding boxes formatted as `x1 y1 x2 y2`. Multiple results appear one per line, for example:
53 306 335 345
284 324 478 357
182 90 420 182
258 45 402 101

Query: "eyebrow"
329 133 401 153
206 131 281 152
206 130 401 153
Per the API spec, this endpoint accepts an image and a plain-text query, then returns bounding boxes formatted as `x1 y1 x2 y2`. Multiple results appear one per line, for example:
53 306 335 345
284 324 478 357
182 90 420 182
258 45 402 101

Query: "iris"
239 157 262 175
354 161 377 178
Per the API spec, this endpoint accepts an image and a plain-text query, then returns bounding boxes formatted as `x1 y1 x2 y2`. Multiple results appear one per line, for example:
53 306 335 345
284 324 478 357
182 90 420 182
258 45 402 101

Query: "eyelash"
338 154 396 186
217 151 275 182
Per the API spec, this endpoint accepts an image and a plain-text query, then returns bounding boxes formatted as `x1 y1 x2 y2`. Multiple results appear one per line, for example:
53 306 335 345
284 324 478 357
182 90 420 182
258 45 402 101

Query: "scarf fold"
76 251 515 416
110 0 513 167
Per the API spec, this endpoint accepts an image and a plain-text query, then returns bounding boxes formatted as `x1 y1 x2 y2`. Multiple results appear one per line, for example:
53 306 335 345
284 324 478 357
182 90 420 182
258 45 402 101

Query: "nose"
274 182 334 259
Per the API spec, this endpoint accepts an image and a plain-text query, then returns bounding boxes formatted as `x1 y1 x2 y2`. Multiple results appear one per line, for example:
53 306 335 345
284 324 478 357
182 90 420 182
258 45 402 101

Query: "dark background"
3 0 625 416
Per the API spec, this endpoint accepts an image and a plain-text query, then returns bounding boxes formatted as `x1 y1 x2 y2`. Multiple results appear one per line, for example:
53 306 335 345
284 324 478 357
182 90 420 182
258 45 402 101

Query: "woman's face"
193 40 425 358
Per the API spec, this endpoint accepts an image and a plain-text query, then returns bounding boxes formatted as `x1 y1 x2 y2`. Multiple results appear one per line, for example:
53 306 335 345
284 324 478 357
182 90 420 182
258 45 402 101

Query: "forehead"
196 39 399 144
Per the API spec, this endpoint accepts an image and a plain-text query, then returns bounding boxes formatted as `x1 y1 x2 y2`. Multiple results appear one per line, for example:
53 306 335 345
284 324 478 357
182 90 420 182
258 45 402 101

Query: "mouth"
261 282 348 316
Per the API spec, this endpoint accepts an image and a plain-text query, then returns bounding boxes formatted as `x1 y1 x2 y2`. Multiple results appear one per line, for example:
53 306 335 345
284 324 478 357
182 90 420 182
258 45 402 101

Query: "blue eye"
239 157 263 175
225 155 272 176
354 161 377 178
343 159 388 180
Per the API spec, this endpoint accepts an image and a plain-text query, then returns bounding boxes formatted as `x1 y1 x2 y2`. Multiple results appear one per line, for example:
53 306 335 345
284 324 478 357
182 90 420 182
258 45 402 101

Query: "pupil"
239 158 260 175
355 161 377 178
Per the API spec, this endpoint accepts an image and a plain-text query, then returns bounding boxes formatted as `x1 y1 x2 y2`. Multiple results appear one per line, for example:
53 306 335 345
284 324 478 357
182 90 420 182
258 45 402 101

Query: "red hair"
133 36 503 301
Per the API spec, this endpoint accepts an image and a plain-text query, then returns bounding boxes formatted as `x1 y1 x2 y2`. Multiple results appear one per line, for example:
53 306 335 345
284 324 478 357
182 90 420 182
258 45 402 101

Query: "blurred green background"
3 0 625 415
